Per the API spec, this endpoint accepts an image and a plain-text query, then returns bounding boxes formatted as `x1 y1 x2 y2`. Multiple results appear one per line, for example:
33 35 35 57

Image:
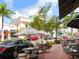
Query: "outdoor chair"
38 43 49 53
68 44 79 59
29 49 39 59
61 40 76 54
23 47 39 59
61 40 69 53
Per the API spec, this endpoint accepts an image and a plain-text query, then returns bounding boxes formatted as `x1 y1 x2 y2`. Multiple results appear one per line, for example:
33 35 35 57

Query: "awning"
58 0 79 19
67 15 79 28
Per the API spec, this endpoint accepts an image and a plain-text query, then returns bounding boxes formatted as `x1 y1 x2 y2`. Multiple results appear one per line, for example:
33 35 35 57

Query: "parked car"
0 39 33 59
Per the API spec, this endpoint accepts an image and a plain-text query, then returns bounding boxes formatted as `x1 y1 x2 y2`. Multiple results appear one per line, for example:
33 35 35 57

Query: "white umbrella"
37 30 49 43
14 28 38 46
37 30 49 35
14 28 38 35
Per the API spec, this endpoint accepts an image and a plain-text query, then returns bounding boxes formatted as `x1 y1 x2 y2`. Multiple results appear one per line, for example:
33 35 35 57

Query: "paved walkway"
38 44 70 59
18 44 70 59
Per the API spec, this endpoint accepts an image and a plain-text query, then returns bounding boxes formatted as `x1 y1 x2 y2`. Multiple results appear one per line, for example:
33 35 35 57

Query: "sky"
0 0 59 25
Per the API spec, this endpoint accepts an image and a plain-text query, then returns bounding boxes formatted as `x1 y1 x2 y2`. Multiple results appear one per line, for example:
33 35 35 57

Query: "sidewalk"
38 44 70 59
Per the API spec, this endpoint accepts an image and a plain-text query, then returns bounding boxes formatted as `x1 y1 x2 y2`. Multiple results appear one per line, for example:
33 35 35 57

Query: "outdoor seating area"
0 0 79 59
61 39 79 59
16 39 79 59
17 41 54 59
23 40 54 59
17 44 70 59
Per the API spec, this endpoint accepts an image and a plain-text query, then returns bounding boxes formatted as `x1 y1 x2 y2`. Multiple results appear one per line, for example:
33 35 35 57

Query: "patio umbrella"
58 0 79 19
74 32 79 38
14 28 38 35
67 15 79 28
67 19 79 28
37 30 49 35
31 35 39 41
14 28 38 45
37 30 50 43
61 34 70 40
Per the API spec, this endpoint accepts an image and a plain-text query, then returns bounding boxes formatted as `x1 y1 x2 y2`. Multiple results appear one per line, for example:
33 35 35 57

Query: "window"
10 30 17 37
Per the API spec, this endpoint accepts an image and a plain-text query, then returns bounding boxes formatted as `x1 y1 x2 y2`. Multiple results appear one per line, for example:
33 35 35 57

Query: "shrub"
46 41 53 49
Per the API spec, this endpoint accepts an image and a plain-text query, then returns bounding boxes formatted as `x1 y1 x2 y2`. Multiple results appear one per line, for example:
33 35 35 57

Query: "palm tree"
30 15 45 30
44 19 54 32
0 3 15 41
30 3 52 31
38 3 52 19
49 16 63 40
63 12 78 36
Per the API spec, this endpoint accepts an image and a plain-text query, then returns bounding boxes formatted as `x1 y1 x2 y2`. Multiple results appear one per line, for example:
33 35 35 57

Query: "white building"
0 16 33 41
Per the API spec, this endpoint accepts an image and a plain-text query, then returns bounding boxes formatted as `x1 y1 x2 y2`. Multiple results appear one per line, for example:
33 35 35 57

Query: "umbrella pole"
17 24 18 39
29 34 32 47
41 34 43 44
46 36 48 43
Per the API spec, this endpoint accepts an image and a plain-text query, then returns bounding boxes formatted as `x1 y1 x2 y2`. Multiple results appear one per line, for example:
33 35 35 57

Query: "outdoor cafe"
14 28 53 59
58 0 79 58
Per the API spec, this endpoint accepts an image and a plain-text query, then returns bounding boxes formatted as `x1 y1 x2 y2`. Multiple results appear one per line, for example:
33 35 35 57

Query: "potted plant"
46 41 53 49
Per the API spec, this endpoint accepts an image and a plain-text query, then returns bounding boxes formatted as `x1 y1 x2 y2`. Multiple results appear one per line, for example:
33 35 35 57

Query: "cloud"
4 0 13 9
12 0 58 19
37 0 58 7
47 9 53 16
11 8 40 19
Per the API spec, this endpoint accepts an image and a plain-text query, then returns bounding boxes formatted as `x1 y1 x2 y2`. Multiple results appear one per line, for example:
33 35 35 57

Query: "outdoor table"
23 47 39 59
37 43 49 53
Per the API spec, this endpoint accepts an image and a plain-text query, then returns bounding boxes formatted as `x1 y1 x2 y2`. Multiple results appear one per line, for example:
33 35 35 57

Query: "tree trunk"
56 28 58 40
1 15 4 41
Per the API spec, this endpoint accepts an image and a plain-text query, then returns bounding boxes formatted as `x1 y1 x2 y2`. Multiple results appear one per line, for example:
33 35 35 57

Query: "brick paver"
18 44 70 59
38 44 70 59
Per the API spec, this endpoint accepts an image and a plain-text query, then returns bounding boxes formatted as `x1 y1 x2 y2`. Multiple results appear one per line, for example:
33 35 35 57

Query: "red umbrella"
31 36 39 41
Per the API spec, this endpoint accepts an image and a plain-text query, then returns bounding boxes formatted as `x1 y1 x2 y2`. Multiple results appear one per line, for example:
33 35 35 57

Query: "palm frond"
0 3 6 15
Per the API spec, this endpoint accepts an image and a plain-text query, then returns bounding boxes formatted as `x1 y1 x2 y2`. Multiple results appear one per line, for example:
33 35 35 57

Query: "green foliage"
0 3 6 15
50 16 62 29
30 3 54 32
0 3 15 18
61 12 78 37
30 3 62 34
38 3 52 18
0 3 15 41
63 12 78 28
46 41 53 48
44 19 54 32
31 15 45 30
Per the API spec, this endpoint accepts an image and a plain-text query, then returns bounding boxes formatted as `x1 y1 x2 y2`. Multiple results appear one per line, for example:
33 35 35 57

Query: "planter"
46 41 53 49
